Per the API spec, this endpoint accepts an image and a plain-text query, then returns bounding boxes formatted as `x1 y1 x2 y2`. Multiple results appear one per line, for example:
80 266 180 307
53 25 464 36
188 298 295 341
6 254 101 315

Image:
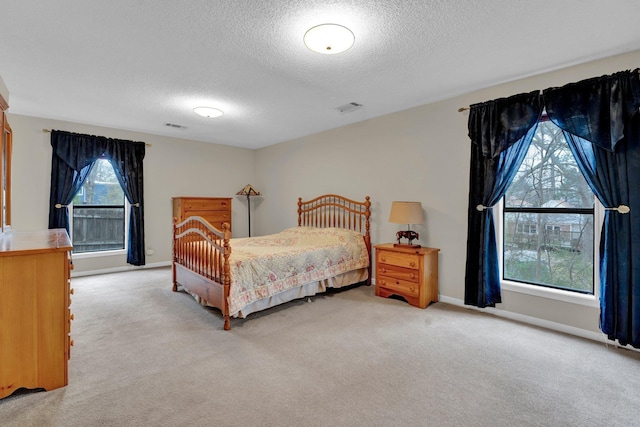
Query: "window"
70 158 128 254
502 119 595 294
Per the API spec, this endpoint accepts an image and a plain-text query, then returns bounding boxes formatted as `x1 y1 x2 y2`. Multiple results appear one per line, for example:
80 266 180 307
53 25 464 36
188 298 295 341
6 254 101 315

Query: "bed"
172 194 372 330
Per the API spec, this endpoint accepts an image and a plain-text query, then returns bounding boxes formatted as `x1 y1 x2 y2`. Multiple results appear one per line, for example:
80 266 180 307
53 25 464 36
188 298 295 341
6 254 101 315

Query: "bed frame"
172 194 371 330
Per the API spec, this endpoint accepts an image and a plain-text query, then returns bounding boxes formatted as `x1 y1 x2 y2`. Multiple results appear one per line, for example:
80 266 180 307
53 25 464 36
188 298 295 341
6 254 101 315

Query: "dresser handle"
409 261 416 267
70 339 74 347
70 313 75 321
410 273 416 279
410 286 416 292
381 268 386 273
380 280 386 286
70 288 74 295
381 256 386 262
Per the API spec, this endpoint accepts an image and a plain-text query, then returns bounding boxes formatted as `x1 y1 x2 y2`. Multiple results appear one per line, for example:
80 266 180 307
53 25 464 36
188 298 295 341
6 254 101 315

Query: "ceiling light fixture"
304 24 355 54
193 106 223 118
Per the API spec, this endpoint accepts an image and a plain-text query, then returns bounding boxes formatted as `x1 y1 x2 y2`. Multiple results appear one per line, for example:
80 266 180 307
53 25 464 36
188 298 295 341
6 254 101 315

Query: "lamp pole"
247 194 252 237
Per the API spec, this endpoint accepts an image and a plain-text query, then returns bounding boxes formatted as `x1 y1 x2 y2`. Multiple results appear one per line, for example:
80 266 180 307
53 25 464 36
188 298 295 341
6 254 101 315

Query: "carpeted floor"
1 267 639 427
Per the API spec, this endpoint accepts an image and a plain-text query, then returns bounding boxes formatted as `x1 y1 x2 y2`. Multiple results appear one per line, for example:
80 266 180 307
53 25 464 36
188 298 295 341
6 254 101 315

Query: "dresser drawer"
377 250 420 269
378 263 419 283
199 212 231 225
184 199 230 212
377 275 420 297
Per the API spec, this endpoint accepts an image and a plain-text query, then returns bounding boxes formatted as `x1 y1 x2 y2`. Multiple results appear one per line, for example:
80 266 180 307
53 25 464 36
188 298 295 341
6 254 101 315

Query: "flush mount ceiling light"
193 106 223 118
304 24 355 54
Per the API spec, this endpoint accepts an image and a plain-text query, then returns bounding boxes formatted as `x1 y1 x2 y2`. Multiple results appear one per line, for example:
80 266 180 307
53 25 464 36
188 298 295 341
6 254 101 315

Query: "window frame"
497 199 602 307
496 118 603 308
69 158 130 258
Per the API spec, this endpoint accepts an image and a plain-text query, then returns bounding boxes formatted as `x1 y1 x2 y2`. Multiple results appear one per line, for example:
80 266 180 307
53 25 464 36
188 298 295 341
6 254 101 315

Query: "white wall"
7 114 256 273
255 49 640 334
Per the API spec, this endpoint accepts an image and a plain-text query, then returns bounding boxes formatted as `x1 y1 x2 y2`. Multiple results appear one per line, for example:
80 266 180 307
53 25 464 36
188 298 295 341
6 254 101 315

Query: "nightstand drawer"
377 251 420 269
378 264 419 283
377 276 420 297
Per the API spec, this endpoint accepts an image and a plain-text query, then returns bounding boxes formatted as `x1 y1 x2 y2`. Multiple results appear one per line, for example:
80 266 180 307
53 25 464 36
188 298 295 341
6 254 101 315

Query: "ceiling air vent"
164 122 186 129
336 102 363 113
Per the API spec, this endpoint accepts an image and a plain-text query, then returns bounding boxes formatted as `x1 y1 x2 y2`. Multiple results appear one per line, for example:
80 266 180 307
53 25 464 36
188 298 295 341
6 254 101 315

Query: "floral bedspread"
228 227 369 315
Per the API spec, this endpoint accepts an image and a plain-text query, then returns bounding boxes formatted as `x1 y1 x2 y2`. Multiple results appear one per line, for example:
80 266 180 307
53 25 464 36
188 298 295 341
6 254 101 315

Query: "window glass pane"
72 159 125 253
503 119 595 294
73 159 124 205
504 212 594 293
505 121 593 209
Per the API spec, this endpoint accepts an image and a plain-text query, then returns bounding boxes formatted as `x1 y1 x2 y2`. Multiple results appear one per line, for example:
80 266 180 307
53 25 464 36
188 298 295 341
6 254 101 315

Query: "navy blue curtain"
49 130 146 266
108 140 146 266
464 91 542 307
544 69 640 347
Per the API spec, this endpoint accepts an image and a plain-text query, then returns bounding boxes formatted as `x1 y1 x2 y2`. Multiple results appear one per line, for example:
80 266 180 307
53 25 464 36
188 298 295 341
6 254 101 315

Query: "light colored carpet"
1 267 639 427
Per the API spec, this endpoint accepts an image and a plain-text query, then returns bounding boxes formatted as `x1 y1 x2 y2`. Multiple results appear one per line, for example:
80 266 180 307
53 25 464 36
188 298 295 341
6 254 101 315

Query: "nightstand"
374 243 440 308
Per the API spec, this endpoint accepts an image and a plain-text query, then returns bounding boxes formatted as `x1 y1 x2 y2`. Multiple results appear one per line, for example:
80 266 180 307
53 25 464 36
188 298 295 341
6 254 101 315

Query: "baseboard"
70 261 171 278
438 295 639 353
371 279 636 352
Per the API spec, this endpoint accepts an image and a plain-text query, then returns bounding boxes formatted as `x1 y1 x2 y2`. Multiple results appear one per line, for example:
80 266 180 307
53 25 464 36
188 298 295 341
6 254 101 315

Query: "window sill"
501 280 599 308
72 249 127 259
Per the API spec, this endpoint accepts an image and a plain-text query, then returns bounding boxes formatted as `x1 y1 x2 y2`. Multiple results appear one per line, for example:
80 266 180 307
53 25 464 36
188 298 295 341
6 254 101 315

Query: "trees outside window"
503 119 594 294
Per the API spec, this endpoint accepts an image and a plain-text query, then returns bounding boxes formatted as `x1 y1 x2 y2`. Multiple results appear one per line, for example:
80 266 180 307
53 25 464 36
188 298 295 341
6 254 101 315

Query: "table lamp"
388 201 423 248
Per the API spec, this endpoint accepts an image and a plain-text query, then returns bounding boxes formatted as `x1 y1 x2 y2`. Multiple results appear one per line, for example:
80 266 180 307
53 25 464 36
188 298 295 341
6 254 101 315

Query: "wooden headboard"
297 194 372 282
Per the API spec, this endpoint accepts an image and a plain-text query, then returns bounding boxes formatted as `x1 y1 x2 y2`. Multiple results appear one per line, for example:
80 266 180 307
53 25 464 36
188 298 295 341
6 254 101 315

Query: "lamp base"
393 243 421 249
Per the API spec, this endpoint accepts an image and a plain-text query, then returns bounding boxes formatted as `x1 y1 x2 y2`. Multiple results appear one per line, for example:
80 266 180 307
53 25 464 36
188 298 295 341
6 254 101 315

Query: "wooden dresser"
374 243 439 309
0 229 73 399
172 197 232 231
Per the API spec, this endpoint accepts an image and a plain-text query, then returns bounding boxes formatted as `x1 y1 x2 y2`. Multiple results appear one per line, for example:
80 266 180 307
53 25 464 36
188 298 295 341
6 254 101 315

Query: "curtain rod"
42 129 152 146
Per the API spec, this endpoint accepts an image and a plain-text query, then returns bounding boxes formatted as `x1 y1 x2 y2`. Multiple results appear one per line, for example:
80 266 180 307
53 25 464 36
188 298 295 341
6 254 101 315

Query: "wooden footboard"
172 216 232 329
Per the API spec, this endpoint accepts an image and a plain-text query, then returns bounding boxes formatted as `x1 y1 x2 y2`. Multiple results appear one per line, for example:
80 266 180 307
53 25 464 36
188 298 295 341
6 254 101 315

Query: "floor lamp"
236 184 260 237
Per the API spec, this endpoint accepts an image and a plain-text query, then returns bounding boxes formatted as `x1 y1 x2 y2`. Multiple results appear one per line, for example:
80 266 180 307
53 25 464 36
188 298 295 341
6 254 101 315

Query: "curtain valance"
468 91 542 159
470 69 640 157
544 69 640 152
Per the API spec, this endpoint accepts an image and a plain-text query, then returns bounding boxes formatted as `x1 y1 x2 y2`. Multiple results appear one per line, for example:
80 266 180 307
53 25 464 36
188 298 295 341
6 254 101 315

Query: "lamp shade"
236 184 260 196
388 201 423 225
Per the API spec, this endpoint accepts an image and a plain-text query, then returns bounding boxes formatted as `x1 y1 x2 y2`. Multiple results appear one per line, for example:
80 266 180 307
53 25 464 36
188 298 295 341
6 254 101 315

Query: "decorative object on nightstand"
236 184 260 237
388 201 424 248
375 243 440 309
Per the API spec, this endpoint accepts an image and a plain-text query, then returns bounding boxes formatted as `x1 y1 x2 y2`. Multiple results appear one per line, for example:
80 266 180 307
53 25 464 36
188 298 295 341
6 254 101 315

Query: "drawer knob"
381 267 387 273
380 280 386 286
409 261 416 267
410 273 416 279
70 288 74 295
70 313 75 321
410 286 416 292
381 256 386 262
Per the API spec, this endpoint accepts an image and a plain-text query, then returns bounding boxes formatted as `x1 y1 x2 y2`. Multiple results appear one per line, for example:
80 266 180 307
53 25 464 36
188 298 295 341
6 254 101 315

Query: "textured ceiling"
2 1 640 149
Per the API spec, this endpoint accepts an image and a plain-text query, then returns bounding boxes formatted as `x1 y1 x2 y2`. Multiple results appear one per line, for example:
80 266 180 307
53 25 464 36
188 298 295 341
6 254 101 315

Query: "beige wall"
7 114 256 273
255 49 640 335
5 49 639 337
0 75 9 105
